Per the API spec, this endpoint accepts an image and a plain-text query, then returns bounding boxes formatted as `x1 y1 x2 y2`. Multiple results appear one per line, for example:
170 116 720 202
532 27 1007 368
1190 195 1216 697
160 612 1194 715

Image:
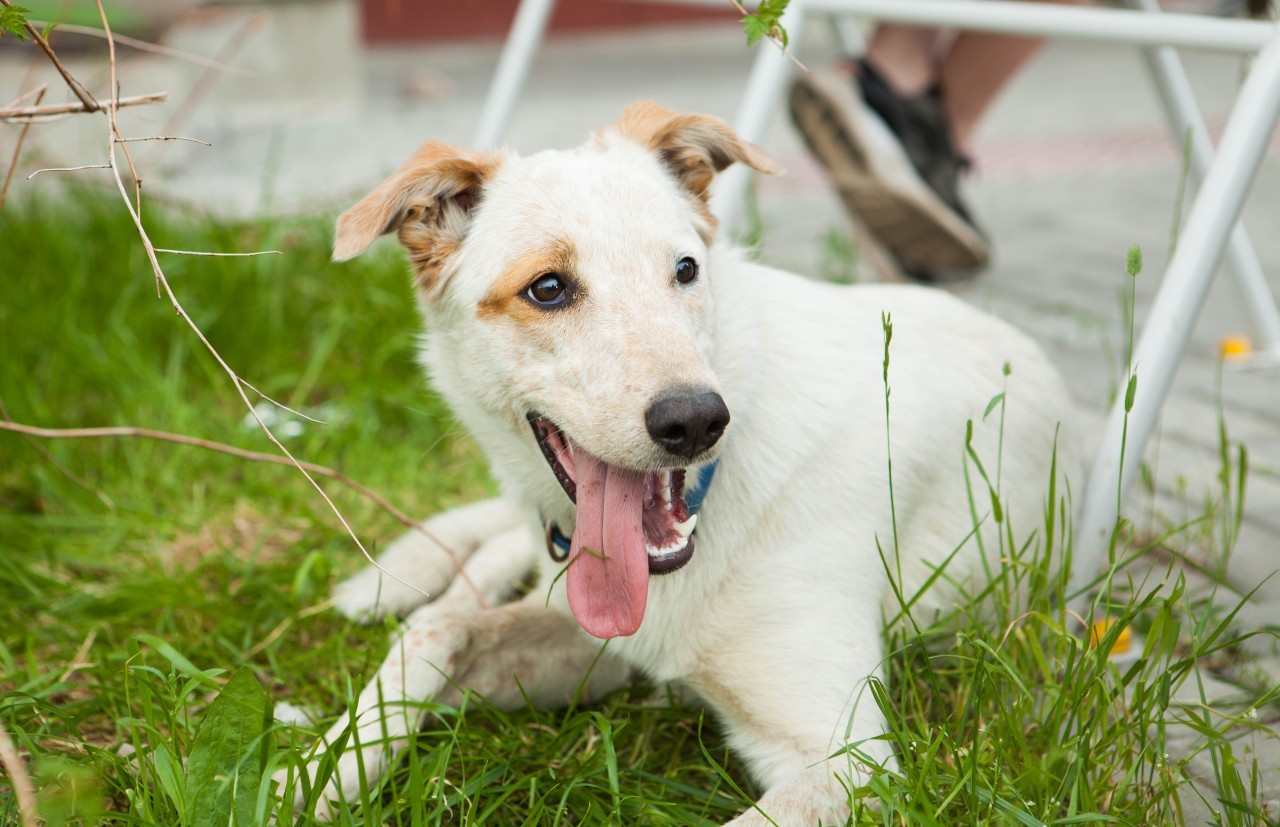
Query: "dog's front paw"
332 562 432 622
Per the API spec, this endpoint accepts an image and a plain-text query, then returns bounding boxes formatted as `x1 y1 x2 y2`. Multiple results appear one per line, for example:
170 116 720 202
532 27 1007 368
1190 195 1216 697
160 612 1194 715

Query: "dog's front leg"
693 618 894 827
719 704 893 827
332 496 524 620
299 581 631 816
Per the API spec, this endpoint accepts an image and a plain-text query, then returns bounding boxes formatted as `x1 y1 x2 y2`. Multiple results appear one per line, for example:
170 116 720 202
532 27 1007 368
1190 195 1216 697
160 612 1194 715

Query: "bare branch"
5 84 46 109
0 85 44 216
0 721 37 827
0 419 486 606
93 0 435 602
0 394 115 508
244 598 338 659
117 135 212 146
0 0 99 112
11 1 468 611
57 629 99 684
26 163 111 179
240 378 328 425
0 91 167 121
149 12 266 157
29 20 256 78
154 247 283 257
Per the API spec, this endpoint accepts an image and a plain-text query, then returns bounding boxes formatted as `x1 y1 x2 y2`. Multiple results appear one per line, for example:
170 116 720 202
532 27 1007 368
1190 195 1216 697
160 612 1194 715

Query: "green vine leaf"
740 0 790 48
0 5 32 42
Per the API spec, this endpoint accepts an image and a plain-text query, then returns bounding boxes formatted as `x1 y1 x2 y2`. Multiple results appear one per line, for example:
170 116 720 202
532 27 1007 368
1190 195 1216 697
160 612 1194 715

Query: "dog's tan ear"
601 100 782 201
333 142 503 289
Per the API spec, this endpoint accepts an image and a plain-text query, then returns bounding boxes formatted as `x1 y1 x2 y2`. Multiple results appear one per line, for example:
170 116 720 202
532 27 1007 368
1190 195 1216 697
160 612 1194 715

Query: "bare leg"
937 32 1047 153
865 25 945 95
866 0 1090 152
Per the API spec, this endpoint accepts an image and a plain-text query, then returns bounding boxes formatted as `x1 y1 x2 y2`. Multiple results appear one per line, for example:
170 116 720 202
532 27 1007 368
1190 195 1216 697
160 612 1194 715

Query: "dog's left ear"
599 100 782 202
333 141 504 291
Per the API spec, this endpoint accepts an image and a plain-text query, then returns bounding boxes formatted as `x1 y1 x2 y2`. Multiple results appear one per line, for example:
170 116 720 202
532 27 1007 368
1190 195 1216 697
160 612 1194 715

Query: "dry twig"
5 85 46 109
91 0 444 605
0 720 37 827
149 12 266 155
240 380 326 424
117 135 211 146
28 20 255 78
244 598 339 659
0 92 167 122
0 419 486 605
7 0 466 611
0 396 115 507
154 247 282 257
26 163 110 179
57 629 99 684
0 84 44 215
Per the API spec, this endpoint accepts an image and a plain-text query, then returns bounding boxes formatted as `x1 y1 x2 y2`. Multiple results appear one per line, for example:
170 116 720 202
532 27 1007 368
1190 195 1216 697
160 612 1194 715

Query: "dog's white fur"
299 102 1078 824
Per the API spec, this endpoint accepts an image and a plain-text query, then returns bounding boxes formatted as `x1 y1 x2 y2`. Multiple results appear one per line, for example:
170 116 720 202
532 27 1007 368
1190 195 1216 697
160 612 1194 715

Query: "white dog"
301 101 1077 825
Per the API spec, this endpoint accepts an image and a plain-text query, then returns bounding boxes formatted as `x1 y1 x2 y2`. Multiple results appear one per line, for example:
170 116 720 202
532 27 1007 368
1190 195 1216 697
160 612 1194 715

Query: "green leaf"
1124 374 1137 412
153 744 187 815
135 633 221 689
186 666 273 827
983 392 1005 420
741 13 770 46
0 6 32 42
740 0 791 49
41 19 56 40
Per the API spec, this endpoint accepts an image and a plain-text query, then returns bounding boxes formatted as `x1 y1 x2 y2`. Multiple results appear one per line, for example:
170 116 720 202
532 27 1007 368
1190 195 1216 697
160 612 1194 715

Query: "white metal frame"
474 0 1280 609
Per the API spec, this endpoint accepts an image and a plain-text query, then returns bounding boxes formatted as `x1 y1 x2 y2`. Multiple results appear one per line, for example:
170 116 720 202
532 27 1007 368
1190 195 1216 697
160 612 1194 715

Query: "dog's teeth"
646 534 689 558
660 485 672 503
674 514 697 538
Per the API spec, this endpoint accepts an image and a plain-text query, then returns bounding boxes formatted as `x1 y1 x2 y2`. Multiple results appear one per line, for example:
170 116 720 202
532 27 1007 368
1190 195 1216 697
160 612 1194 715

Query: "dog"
297 100 1078 825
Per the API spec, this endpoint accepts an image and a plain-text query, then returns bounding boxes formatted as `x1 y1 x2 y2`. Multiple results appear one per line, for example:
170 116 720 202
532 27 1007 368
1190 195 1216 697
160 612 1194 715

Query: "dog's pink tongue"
566 449 649 639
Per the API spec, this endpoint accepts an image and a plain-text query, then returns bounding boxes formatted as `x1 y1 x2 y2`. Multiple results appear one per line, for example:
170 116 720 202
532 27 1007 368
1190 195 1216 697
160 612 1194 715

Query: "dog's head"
334 101 779 639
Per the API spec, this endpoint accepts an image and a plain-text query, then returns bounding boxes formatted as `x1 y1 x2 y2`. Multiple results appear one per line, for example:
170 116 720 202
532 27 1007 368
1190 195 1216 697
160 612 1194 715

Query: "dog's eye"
526 274 571 308
675 257 699 285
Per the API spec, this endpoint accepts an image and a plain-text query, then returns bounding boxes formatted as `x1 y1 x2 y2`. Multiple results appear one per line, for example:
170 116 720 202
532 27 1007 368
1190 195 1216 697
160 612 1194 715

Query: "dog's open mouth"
529 415 699 640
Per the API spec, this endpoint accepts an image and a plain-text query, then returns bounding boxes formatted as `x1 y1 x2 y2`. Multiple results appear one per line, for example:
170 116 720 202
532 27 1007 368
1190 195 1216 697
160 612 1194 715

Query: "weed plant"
0 192 1276 826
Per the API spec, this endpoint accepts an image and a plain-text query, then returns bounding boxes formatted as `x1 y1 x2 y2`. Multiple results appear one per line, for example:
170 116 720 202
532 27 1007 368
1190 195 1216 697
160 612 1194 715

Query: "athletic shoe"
789 60 990 282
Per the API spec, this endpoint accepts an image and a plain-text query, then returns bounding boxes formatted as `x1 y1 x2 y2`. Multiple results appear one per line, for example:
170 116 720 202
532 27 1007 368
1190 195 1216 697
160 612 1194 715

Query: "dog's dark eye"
526 274 571 308
675 257 699 285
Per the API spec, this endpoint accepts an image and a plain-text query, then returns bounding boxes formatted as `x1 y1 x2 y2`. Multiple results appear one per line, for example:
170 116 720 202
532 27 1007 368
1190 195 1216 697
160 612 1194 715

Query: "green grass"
1 192 1277 826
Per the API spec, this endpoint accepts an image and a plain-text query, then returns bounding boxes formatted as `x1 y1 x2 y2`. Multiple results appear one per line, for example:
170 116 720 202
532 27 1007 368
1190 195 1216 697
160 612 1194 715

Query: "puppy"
302 100 1077 825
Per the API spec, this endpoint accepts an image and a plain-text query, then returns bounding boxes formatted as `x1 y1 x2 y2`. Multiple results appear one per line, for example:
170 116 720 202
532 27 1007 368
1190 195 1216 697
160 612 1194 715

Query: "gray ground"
3 2 1278 818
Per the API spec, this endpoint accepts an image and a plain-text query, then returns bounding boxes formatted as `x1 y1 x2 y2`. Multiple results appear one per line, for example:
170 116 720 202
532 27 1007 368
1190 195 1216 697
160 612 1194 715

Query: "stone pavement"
3 4 1278 818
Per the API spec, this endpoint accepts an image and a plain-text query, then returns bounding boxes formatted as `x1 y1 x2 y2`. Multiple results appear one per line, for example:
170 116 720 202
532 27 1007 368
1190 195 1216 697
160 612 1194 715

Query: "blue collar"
544 460 718 562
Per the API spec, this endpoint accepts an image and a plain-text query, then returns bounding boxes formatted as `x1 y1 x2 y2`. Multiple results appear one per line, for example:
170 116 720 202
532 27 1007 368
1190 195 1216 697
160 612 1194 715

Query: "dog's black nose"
645 390 730 459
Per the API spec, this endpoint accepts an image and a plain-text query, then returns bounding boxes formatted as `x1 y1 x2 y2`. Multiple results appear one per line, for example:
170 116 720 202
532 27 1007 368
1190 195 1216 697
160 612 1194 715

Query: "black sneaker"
789 60 989 282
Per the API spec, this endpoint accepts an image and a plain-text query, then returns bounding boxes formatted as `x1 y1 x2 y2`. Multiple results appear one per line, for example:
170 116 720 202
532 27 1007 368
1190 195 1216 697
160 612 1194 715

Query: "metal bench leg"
1070 30 1280 609
474 0 558 147
1131 0 1280 358
712 0 810 237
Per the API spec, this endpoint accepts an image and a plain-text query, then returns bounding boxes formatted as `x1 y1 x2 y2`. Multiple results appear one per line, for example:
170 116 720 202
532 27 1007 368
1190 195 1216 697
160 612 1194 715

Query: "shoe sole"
789 71 990 277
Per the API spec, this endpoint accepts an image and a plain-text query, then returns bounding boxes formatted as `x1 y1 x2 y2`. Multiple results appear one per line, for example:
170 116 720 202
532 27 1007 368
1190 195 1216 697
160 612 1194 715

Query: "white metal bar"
1130 0 1280 354
712 0 811 237
1070 29 1280 605
474 0 558 148
804 0 1277 54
